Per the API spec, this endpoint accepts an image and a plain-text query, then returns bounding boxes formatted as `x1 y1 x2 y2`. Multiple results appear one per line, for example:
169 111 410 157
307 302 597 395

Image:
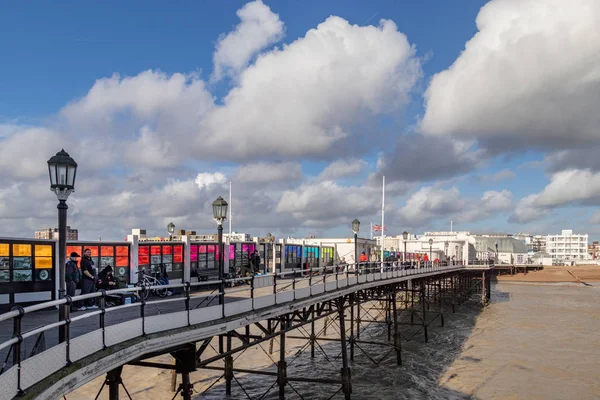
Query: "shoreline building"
546 229 589 264
588 241 600 260
34 226 78 240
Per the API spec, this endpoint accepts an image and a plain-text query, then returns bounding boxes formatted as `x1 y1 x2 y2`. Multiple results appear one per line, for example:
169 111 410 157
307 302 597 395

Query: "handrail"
0 262 466 396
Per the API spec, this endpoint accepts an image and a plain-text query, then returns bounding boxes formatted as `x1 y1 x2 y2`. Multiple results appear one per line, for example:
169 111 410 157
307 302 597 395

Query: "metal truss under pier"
93 269 490 400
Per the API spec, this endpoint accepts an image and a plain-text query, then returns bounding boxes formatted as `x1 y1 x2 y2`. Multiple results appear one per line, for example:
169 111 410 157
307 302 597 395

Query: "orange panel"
35 245 53 257
0 243 9 256
66 246 81 257
36 257 53 269
13 244 32 256
83 246 99 256
116 256 129 267
101 246 114 256
151 246 161 255
116 246 129 257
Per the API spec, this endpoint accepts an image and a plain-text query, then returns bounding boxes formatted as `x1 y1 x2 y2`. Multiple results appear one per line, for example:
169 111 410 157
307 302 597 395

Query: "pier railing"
0 262 467 397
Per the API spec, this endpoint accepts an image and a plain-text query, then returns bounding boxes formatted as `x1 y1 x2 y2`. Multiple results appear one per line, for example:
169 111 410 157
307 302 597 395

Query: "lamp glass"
352 219 360 234
167 222 175 234
47 149 77 191
402 231 408 240
212 196 228 222
428 238 433 245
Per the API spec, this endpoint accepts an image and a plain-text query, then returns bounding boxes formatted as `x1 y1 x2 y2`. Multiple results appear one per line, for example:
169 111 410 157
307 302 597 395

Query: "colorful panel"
87 247 99 256
100 246 114 256
116 246 129 257
163 245 172 255
13 244 31 256
35 257 53 269
138 254 150 265
116 256 129 267
0 243 8 257
35 245 53 257
67 246 81 257
138 246 149 256
151 246 161 255
174 245 183 255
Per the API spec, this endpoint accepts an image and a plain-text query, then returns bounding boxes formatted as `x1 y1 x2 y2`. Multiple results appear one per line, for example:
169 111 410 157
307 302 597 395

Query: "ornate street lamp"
352 219 360 267
402 231 408 264
495 241 499 264
167 222 175 241
444 241 449 258
266 232 273 274
428 238 434 266
47 149 77 344
455 245 459 265
212 196 228 305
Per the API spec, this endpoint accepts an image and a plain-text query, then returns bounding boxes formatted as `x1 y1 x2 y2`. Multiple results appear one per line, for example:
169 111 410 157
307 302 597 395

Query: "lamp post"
167 222 175 241
495 241 499 264
266 232 272 274
212 196 228 306
47 149 78 344
352 219 360 269
455 245 458 265
402 231 408 265
428 238 433 267
444 241 448 258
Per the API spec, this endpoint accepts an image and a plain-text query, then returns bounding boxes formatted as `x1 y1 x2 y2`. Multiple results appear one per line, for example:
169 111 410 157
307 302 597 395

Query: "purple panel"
229 244 235 260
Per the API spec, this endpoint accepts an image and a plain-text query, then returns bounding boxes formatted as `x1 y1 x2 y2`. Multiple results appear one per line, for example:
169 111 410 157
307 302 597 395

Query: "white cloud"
195 172 228 189
276 181 379 227
420 0 600 150
511 194 548 223
590 211 600 224
0 127 65 178
397 186 513 227
212 0 284 81
203 16 422 160
317 159 367 181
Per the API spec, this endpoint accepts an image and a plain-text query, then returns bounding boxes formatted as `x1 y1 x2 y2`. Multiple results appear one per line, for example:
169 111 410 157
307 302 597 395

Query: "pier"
0 263 491 400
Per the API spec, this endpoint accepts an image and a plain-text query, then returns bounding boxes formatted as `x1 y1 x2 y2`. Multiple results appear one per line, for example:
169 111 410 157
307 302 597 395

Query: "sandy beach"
497 265 600 283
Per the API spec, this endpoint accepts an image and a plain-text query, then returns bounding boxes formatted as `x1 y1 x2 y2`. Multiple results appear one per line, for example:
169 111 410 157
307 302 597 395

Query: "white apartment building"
546 230 589 263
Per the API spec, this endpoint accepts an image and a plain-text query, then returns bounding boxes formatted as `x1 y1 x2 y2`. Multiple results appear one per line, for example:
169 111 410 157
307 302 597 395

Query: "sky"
1 0 599 241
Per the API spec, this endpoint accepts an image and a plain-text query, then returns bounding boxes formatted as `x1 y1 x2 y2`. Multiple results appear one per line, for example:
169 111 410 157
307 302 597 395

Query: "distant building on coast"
588 241 600 260
546 230 589 263
34 226 78 240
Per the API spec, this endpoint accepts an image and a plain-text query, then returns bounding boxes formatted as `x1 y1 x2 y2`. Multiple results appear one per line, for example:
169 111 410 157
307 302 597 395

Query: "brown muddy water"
71 282 600 400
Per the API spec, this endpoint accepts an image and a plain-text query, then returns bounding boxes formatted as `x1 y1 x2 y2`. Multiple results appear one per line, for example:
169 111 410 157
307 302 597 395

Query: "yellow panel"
36 257 53 269
13 244 32 256
35 245 53 257
0 243 8 256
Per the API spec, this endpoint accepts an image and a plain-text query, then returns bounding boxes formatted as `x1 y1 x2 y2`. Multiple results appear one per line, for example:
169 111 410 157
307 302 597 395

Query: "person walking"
80 248 98 309
65 252 84 311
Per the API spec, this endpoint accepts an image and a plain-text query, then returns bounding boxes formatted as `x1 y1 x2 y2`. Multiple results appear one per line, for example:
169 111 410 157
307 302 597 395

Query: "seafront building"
546 229 589 263
588 241 600 260
34 226 79 240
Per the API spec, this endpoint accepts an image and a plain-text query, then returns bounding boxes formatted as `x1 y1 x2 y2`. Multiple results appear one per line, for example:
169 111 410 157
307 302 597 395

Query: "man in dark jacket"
80 248 98 309
65 252 83 311
250 250 261 274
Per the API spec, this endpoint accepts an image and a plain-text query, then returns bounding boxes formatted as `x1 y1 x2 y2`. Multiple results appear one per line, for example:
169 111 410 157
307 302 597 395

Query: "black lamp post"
167 222 175 241
455 245 458 265
444 241 448 258
212 196 228 305
402 231 408 265
266 232 273 274
352 219 360 268
47 149 77 344
495 241 499 264
428 238 433 266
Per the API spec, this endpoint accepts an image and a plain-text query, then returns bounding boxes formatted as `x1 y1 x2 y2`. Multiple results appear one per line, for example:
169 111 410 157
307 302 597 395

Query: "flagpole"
381 175 385 272
370 222 373 240
229 182 232 234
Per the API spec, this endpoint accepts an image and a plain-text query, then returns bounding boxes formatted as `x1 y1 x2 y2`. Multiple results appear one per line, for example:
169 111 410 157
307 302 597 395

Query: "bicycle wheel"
155 285 169 297
135 281 150 300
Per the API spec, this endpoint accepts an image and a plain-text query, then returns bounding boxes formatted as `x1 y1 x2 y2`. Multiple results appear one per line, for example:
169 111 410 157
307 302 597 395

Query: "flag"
372 224 386 231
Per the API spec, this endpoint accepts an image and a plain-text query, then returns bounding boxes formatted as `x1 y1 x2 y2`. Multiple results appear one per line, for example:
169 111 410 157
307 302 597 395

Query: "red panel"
116 256 129 267
100 246 114 256
66 246 81 257
174 245 183 254
207 245 215 253
116 246 129 257
199 245 207 254
86 246 99 256
162 245 172 255
138 255 150 265
138 246 149 256
151 246 161 255
174 254 183 263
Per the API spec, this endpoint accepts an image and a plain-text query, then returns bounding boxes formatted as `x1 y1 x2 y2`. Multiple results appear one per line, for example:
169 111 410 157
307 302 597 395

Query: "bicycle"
135 272 169 300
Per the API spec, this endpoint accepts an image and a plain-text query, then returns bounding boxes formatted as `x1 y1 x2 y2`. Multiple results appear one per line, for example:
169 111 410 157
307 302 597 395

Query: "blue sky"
1 0 598 241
